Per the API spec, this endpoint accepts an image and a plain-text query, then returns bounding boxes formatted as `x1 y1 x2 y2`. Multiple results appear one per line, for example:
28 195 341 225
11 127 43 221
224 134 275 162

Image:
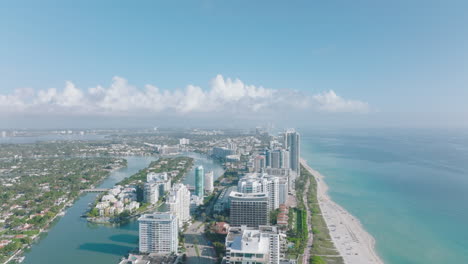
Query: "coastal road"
184 221 217 264
301 160 314 264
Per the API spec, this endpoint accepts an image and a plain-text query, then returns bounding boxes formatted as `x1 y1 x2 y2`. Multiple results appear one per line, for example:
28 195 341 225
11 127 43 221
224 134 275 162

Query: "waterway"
22 152 224 264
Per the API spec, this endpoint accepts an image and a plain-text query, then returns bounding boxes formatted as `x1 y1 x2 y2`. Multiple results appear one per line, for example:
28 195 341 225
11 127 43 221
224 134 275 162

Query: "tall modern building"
167 183 191 227
237 173 281 210
205 171 214 193
229 192 269 228
225 225 281 264
254 155 266 172
143 182 159 205
195 166 204 198
266 149 289 169
284 130 300 176
138 213 178 254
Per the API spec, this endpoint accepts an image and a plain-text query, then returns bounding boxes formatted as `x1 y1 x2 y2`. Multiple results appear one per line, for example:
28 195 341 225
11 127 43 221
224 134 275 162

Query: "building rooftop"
138 213 175 222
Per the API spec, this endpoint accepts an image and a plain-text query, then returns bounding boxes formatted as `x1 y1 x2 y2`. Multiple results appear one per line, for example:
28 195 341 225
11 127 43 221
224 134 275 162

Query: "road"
184 221 217 264
302 161 314 264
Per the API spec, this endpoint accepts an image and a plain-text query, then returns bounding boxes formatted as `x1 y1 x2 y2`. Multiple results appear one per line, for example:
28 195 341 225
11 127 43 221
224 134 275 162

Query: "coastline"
300 158 384 264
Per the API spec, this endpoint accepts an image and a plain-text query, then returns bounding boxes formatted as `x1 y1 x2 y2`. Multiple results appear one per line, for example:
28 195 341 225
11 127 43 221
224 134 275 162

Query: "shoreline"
300 158 384 264
3 162 128 264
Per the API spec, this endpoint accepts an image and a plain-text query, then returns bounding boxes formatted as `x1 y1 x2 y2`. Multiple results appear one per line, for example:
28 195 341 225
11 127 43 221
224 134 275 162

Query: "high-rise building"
147 172 171 195
279 149 289 169
237 173 281 210
225 225 281 264
229 192 269 228
204 171 214 193
278 178 288 205
195 166 204 198
284 130 300 176
143 182 159 204
266 149 289 169
167 183 191 227
254 155 266 172
138 213 178 254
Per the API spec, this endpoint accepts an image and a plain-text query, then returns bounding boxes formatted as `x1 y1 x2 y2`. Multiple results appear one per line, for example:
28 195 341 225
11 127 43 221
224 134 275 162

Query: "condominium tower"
229 192 269 228
167 183 191 227
284 129 300 176
195 166 204 197
138 213 178 254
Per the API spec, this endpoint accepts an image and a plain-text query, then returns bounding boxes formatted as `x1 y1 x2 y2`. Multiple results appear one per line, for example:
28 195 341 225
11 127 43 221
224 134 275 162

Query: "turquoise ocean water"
300 129 468 263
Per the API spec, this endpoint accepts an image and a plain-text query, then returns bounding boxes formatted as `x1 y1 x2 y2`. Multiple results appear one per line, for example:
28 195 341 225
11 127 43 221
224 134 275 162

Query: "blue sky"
1 0 467 129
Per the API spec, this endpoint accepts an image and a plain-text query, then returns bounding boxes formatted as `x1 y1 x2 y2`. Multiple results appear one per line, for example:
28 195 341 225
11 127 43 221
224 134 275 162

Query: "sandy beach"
301 159 384 264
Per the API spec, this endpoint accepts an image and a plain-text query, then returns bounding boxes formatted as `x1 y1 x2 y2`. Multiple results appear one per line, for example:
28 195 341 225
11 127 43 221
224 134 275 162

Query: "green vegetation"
286 208 308 257
300 166 344 264
0 156 125 262
311 256 327 264
87 156 193 224
270 208 280 225
118 156 193 186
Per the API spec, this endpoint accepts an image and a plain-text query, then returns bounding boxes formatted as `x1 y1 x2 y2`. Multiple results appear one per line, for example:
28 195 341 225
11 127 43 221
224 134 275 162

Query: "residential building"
237 173 281 210
195 166 204 198
147 172 171 195
205 171 214 193
283 130 300 176
138 213 178 254
229 192 269 228
225 225 281 264
254 155 266 172
278 178 288 205
166 183 191 227
213 186 237 213
143 182 159 204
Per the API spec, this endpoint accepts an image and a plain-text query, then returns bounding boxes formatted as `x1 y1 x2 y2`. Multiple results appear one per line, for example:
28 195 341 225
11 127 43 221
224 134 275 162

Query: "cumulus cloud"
0 75 369 117
312 90 369 113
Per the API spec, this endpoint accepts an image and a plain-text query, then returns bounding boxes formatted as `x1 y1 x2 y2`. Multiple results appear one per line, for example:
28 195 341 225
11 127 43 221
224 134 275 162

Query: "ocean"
300 128 468 263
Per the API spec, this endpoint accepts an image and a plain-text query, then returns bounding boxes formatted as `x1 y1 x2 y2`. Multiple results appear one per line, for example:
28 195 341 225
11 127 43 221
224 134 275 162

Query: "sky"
1 0 467 129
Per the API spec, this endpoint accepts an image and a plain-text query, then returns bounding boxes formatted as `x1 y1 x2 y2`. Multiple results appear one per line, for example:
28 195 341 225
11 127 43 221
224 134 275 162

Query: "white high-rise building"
204 171 214 193
143 182 159 204
278 178 288 205
147 172 171 195
237 173 280 210
138 213 178 254
167 183 191 227
225 225 280 264
254 155 266 172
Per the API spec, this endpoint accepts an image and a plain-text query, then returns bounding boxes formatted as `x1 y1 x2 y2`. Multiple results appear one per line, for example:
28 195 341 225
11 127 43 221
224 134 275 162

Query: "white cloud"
312 90 370 113
0 75 369 116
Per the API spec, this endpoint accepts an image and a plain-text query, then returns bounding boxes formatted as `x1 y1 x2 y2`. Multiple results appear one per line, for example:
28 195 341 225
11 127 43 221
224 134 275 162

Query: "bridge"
82 188 109 193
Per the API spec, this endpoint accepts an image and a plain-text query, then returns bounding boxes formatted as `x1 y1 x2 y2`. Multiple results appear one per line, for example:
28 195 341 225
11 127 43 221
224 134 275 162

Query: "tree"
310 256 326 264
87 208 99 217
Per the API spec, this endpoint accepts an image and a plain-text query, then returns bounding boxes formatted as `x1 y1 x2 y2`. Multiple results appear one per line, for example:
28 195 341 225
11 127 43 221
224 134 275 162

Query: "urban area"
0 128 341 264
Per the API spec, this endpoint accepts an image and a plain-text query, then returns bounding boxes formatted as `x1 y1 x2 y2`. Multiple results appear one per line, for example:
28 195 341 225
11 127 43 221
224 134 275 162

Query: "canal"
22 152 223 264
